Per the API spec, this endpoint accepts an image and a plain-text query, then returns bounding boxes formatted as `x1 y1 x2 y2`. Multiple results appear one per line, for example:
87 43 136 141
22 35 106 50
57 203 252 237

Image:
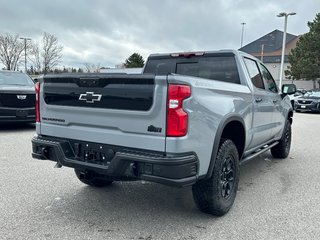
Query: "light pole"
240 22 246 48
20 37 31 73
277 12 296 90
260 43 273 63
261 44 265 62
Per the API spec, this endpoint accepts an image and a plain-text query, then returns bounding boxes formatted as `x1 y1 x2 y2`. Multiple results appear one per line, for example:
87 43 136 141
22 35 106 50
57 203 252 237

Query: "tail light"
35 82 40 122
166 84 191 137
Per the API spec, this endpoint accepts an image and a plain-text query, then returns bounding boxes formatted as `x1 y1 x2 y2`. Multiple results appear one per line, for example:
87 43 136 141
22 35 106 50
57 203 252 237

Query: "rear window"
144 55 240 84
0 72 34 86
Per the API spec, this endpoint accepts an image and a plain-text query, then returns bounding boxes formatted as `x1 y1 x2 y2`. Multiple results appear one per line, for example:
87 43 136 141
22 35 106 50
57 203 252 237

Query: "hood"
299 96 320 100
0 84 35 94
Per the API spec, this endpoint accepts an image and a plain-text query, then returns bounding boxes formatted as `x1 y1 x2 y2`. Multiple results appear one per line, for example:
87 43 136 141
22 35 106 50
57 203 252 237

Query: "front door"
243 57 274 148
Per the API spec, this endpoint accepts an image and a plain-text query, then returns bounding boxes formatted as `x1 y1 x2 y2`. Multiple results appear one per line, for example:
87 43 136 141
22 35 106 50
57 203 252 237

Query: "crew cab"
32 50 295 216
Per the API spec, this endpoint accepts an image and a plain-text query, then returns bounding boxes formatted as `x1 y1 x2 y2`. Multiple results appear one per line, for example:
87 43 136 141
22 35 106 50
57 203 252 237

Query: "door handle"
273 99 278 103
255 97 262 103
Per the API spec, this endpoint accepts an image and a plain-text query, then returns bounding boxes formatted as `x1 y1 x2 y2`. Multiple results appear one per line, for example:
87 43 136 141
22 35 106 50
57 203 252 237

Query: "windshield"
0 72 34 86
304 91 320 97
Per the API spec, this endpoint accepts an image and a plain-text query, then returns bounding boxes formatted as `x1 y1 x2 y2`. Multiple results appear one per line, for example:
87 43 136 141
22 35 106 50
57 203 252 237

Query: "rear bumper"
31 135 199 187
0 107 35 122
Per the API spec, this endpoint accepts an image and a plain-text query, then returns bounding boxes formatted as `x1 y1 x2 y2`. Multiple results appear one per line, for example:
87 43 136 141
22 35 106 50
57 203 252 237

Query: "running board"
240 141 279 165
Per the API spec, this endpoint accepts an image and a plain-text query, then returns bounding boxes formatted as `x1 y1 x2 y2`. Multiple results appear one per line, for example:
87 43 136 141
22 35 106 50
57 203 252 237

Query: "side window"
259 63 278 93
243 58 264 89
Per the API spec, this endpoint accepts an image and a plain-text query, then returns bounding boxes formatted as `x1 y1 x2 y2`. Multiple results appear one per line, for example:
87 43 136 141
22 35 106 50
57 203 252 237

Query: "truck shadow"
44 181 214 238
0 123 35 132
37 154 284 239
238 152 281 191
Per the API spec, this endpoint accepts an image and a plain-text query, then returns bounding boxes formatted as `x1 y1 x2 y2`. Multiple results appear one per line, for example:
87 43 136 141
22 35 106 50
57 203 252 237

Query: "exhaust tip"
79 171 86 180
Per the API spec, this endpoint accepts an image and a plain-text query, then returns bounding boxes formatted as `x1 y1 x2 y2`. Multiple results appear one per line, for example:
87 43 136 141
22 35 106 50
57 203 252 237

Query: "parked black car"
0 71 36 122
288 90 305 108
295 90 320 112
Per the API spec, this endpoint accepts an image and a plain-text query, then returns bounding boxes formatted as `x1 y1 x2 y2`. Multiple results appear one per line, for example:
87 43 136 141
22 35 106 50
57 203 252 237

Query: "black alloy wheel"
220 156 235 199
271 119 292 158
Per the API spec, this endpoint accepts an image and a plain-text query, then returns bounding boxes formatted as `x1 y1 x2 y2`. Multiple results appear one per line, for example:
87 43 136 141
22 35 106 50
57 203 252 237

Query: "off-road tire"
271 119 291 159
74 169 113 187
192 139 240 216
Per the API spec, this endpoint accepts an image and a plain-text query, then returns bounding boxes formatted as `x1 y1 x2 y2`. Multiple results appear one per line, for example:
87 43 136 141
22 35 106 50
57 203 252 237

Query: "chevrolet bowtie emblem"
79 92 102 103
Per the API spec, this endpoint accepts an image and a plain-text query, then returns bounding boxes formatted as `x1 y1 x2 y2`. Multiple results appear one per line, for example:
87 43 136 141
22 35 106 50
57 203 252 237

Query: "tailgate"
38 74 167 152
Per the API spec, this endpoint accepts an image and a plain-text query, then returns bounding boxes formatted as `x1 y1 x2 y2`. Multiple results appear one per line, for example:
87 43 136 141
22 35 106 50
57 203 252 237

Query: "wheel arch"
288 110 293 124
205 115 246 179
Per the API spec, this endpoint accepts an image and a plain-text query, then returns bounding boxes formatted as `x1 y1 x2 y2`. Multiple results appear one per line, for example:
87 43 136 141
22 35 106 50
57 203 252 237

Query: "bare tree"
29 33 63 74
0 33 25 70
84 63 101 73
29 42 41 73
42 32 63 73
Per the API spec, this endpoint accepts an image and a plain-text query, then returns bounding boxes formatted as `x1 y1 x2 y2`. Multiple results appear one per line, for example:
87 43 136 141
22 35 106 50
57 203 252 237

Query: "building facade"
239 29 299 82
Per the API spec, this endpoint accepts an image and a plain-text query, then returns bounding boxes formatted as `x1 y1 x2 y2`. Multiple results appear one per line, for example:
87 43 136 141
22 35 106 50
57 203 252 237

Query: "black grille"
0 108 35 117
0 93 36 108
298 100 313 104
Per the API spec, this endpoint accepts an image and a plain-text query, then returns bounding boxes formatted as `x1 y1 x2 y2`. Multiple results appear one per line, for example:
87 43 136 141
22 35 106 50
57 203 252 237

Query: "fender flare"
204 114 245 179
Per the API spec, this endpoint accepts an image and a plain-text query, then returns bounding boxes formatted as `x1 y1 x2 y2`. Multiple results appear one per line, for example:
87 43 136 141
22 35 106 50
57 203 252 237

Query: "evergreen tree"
286 13 320 88
124 53 145 68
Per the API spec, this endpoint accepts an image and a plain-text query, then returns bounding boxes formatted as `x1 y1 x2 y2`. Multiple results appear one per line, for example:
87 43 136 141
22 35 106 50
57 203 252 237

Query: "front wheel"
192 139 240 216
74 169 113 187
271 119 292 159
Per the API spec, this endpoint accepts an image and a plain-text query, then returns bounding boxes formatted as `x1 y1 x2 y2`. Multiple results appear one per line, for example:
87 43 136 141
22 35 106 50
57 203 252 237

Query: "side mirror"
282 84 296 95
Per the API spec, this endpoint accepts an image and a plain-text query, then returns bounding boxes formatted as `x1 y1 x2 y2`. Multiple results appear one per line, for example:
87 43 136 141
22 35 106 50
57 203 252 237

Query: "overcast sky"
0 0 319 69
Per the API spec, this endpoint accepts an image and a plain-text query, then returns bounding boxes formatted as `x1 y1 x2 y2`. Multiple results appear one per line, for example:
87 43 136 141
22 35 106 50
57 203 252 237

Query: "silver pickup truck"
32 50 296 216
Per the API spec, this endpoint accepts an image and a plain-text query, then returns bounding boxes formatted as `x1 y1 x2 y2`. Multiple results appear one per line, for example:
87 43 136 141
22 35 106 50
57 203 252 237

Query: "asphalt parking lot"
1 112 320 240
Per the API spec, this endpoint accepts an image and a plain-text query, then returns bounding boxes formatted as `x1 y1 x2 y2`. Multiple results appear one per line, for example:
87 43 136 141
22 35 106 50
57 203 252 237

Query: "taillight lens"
166 84 191 137
35 82 40 122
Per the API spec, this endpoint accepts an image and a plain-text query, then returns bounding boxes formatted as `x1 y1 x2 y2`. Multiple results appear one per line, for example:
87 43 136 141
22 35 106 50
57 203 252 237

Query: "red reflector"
166 84 191 137
35 82 40 122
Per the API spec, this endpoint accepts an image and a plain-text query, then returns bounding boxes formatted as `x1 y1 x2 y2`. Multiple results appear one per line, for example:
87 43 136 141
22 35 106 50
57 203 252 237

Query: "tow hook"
129 162 138 177
79 171 85 180
54 163 62 168
41 147 50 159
78 170 91 180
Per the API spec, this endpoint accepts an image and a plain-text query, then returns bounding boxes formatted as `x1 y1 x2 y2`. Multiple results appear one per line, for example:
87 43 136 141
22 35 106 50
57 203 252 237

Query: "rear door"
258 63 284 138
39 74 167 152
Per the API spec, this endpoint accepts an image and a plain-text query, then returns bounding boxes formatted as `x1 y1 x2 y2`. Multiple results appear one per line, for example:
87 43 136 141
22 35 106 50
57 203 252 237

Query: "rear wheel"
271 119 291 158
192 139 239 216
74 169 113 187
